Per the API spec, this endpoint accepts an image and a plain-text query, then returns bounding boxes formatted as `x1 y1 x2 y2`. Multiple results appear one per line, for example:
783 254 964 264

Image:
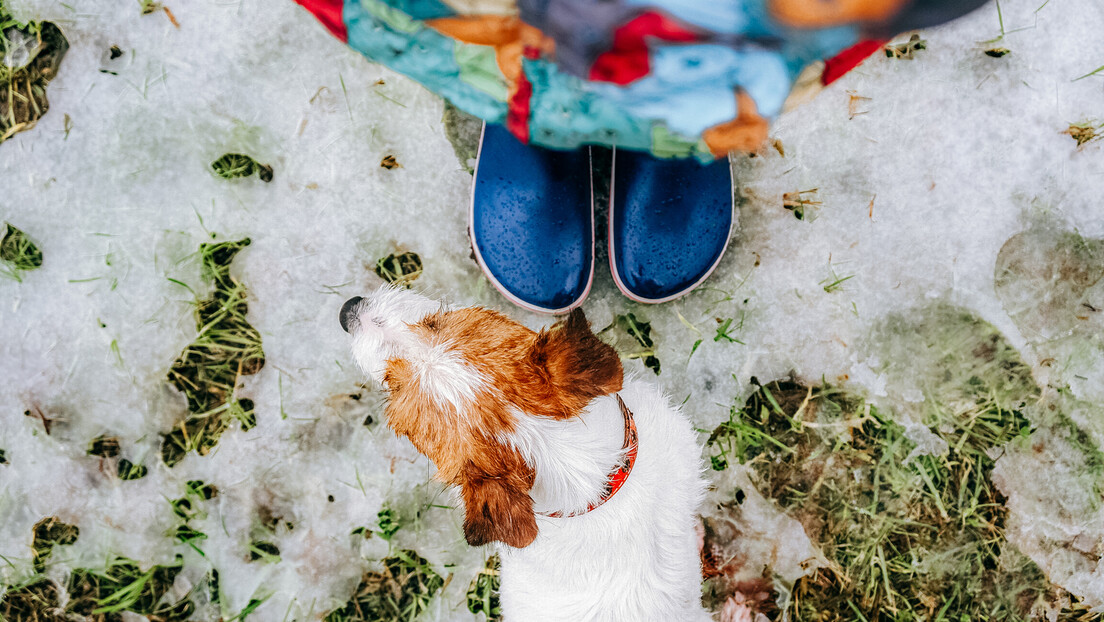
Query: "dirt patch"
162 239 263 467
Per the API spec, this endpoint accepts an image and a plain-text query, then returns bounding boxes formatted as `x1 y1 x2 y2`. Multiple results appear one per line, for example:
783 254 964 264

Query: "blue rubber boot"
470 124 593 314
609 149 733 303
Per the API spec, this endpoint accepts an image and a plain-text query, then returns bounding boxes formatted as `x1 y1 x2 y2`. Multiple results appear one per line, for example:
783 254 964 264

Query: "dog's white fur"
497 383 711 622
345 286 712 622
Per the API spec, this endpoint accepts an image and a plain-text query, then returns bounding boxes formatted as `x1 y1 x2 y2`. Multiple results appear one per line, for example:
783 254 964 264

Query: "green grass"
713 315 746 344
210 153 273 182
248 541 281 563
138 0 162 15
324 550 445 622
67 556 193 620
0 223 43 281
376 506 401 542
709 305 1104 620
162 239 264 467
820 261 854 293
2 520 197 620
601 312 661 375
168 480 217 559
465 554 501 621
116 458 148 480
711 380 1048 620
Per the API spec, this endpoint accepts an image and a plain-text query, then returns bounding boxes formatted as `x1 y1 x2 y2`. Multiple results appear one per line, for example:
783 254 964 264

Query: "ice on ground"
1 0 1103 618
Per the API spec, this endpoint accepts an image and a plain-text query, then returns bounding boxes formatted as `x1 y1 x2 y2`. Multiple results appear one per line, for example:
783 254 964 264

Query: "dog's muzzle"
340 296 363 333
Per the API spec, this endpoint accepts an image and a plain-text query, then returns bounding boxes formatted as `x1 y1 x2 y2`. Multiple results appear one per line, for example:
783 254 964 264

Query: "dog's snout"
340 296 364 333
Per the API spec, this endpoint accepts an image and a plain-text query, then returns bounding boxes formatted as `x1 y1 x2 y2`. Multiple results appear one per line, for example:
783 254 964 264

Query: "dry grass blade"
374 251 422 288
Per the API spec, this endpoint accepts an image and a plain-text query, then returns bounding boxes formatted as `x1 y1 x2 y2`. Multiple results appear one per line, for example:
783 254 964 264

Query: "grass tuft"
0 577 61 620
376 506 401 541
116 458 148 480
324 549 446 622
0 5 68 144
67 556 193 620
87 435 120 458
374 251 422 288
0 222 43 281
168 480 217 557
601 313 661 375
31 516 79 571
1063 121 1102 148
162 239 264 467
248 540 280 563
466 554 501 621
210 153 273 182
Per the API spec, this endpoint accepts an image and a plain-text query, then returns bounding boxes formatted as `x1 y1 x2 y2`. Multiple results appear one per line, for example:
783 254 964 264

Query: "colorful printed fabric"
295 0 987 161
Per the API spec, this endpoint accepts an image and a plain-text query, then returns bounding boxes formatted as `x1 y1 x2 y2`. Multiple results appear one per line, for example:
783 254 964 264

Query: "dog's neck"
500 394 628 516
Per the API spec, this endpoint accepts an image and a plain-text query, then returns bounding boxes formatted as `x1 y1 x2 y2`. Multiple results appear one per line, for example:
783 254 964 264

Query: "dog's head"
341 286 623 548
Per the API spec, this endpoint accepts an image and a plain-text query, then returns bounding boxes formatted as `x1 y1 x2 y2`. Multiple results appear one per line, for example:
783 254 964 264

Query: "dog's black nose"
340 296 364 333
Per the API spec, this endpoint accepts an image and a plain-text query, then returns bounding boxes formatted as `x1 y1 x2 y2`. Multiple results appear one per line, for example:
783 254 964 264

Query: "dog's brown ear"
529 308 623 415
460 447 538 548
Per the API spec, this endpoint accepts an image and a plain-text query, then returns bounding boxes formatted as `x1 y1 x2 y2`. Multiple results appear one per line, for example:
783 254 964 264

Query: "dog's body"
341 287 711 622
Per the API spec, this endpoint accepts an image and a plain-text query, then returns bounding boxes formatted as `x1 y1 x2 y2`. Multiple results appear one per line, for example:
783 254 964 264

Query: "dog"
340 286 711 622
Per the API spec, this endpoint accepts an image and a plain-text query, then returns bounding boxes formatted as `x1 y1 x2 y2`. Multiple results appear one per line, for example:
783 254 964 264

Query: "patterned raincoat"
295 0 987 161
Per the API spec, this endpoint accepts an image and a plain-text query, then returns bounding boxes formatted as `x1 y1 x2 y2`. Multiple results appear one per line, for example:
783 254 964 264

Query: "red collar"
543 394 638 519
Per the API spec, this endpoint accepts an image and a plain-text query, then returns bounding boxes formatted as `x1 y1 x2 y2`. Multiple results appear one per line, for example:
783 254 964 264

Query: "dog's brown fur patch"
461 445 538 548
382 307 622 547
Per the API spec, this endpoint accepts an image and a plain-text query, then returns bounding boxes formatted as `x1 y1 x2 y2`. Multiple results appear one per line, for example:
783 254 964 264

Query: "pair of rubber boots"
471 124 733 314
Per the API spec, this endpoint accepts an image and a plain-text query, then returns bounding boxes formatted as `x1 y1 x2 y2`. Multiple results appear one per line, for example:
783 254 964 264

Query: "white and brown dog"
340 286 711 622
